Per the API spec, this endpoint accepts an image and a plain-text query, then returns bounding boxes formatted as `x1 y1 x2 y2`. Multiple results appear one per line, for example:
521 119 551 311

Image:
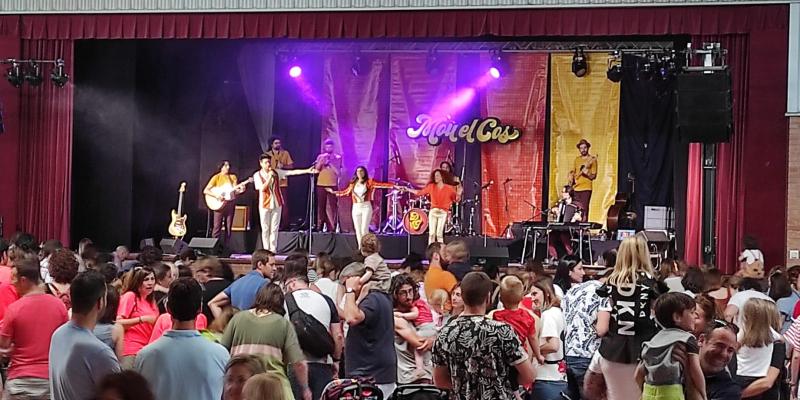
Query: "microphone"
503 178 513 184
445 149 451 162
473 181 480 187
480 180 494 190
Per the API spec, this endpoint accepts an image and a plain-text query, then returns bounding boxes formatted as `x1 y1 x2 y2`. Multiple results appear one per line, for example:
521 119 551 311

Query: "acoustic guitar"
205 177 253 211
568 155 597 187
168 182 188 238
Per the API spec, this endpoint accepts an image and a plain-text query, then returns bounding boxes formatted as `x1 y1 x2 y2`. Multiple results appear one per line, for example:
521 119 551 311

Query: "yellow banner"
549 54 620 225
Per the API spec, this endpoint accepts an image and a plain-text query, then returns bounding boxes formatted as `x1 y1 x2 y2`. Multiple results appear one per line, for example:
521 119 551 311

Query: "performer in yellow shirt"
569 139 597 221
203 160 241 243
264 137 295 230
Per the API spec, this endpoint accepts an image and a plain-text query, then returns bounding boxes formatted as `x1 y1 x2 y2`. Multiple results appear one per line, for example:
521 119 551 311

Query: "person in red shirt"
490 275 543 364
406 169 461 245
0 239 12 284
116 266 159 369
0 257 69 400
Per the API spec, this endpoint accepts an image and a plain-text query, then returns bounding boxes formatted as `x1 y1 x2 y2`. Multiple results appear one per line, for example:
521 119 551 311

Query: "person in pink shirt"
0 239 12 284
148 312 208 343
116 266 159 369
0 257 68 400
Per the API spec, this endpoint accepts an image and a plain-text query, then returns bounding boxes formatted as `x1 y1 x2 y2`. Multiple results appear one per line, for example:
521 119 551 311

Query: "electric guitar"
205 177 253 211
168 182 188 238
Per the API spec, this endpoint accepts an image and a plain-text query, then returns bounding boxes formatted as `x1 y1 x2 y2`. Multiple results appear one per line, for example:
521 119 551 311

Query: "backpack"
286 292 335 359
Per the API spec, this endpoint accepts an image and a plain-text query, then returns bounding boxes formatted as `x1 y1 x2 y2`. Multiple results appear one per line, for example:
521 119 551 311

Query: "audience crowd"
0 231 796 400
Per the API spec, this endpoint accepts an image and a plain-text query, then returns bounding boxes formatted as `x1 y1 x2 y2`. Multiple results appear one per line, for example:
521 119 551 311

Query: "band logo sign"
406 114 522 146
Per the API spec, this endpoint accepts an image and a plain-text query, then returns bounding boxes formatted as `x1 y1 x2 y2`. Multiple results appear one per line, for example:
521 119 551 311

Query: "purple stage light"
488 67 501 79
289 66 302 78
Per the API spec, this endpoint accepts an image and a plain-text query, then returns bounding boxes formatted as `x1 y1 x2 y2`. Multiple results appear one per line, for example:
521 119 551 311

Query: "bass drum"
403 208 429 235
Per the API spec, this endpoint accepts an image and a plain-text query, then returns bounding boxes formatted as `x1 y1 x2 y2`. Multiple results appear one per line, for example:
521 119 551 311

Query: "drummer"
405 169 461 244
326 166 397 249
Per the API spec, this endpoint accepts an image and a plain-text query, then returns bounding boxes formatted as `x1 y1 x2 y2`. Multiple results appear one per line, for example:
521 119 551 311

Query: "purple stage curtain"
388 53 457 190
320 54 389 232
16 39 74 245
12 6 787 39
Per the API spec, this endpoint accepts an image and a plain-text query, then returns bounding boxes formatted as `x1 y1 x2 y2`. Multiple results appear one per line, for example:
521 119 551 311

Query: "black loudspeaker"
469 246 509 269
676 71 733 143
188 237 222 256
641 230 671 255
139 238 155 250
160 238 188 255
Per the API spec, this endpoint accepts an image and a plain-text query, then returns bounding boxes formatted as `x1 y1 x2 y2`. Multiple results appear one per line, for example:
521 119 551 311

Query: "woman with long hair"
326 166 396 249
530 276 567 400
593 234 660 400
439 160 461 187
553 255 585 293
221 283 309 400
116 266 159 369
736 299 784 399
406 169 461 244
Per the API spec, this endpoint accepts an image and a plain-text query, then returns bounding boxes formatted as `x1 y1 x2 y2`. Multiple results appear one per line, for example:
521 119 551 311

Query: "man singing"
570 139 597 221
264 137 295 230
314 139 343 232
203 161 243 243
253 154 316 252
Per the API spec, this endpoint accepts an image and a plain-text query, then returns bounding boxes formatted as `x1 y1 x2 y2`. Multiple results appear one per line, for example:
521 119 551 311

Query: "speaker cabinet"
188 237 222 256
160 238 188 255
469 246 509 269
676 71 733 143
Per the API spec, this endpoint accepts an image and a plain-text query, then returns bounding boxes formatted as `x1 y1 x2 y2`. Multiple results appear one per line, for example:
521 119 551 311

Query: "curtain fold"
321 54 389 232
237 43 276 152
17 39 74 245
549 54 620 225
685 143 704 266
16 6 788 40
479 53 548 237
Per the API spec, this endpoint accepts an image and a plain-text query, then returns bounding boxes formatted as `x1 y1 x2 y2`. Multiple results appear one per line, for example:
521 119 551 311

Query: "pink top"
0 265 12 285
148 313 208 344
414 298 434 325
117 291 159 356
0 293 68 379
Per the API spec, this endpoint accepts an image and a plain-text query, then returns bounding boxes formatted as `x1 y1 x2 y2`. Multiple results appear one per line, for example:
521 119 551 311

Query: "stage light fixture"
571 48 588 77
6 62 23 88
637 53 656 81
606 52 623 83
489 51 509 79
24 62 43 86
50 59 68 87
426 50 441 76
288 65 302 78
657 52 678 80
351 54 364 77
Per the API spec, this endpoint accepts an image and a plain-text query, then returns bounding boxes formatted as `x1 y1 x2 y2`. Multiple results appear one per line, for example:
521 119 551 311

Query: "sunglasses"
712 319 739 334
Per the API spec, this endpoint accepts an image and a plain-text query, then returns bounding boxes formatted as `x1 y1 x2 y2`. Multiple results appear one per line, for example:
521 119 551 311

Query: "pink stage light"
289 66 302 78
488 67 501 79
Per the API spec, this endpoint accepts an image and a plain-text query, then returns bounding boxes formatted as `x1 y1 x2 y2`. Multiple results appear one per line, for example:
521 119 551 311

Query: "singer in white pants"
327 166 395 249
406 169 460 245
253 153 317 252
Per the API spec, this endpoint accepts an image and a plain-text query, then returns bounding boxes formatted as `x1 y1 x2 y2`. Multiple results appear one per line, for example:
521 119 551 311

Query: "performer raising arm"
315 139 343 232
326 166 396 249
405 169 461 245
253 153 317 252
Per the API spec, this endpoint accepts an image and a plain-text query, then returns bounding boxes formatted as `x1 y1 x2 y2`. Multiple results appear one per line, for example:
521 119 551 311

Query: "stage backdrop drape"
237 42 276 152
321 54 389 232
685 143 704 266
549 54 620 225
17 39 73 245
388 53 456 189
617 54 677 231
480 53 548 237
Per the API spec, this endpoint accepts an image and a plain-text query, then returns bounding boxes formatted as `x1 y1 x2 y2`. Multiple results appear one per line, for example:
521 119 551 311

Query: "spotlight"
656 52 678 80
24 62 43 86
6 62 23 88
571 48 588 78
50 58 69 87
351 54 364 77
288 65 302 78
637 53 657 81
426 50 441 76
488 51 509 79
606 53 623 83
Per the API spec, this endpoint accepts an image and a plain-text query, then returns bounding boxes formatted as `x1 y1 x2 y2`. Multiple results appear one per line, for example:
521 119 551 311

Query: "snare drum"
403 208 429 235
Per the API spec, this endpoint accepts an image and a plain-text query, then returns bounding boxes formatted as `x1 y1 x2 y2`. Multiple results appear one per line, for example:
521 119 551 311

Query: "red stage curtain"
388 53 456 189
16 40 73 245
12 6 787 40
321 54 390 231
479 54 548 237
685 143 703 266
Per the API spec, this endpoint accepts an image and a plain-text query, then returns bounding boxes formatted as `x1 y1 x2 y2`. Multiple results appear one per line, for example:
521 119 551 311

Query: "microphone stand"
306 174 315 251
501 179 513 238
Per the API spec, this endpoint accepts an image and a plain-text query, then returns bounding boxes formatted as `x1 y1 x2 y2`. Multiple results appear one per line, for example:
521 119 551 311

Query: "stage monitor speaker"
160 238 188 255
188 237 222 256
641 230 671 256
676 71 733 143
470 246 509 270
139 238 155 250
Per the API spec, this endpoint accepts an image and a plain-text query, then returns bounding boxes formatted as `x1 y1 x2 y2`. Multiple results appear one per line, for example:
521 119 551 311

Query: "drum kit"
379 178 477 236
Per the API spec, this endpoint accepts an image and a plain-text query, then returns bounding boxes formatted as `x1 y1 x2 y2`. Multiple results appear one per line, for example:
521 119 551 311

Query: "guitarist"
570 139 597 221
204 160 243 243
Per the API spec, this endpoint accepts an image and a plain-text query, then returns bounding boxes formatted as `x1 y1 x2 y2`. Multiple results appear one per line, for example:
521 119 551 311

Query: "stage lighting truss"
2 58 68 88
489 50 509 78
571 47 588 77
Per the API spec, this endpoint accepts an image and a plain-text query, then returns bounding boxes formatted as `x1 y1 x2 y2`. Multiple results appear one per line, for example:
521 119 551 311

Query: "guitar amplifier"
230 206 250 232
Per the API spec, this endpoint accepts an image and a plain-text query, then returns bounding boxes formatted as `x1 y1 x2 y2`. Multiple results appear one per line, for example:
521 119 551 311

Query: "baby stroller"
321 378 383 400
388 384 448 400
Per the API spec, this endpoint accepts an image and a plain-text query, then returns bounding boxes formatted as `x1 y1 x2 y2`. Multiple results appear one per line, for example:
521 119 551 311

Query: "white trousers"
259 206 281 252
429 208 448 244
352 202 372 249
